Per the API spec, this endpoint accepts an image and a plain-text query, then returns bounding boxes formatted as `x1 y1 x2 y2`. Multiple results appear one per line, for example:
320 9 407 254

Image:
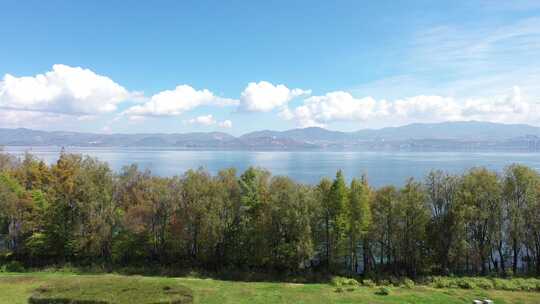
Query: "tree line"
1 150 540 277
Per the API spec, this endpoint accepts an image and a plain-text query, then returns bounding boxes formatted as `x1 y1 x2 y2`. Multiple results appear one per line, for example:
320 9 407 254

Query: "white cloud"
127 115 146 122
185 114 232 128
0 109 66 128
0 64 130 115
123 85 238 117
239 81 310 112
218 120 232 128
284 87 540 127
186 114 216 126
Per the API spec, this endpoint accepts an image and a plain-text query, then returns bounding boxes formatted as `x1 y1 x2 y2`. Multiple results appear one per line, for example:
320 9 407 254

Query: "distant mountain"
354 121 540 141
241 127 352 142
1 121 540 151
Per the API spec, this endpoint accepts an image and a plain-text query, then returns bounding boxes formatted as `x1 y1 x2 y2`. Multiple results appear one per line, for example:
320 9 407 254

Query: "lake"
3 146 540 187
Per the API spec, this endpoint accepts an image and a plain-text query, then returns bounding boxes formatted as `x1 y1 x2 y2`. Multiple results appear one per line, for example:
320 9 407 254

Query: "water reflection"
4 146 540 187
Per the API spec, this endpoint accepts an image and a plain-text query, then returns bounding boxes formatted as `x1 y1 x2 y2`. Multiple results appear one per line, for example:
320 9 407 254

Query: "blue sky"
1 0 539 134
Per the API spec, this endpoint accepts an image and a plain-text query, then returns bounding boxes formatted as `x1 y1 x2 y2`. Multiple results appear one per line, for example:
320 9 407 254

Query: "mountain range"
1 121 540 152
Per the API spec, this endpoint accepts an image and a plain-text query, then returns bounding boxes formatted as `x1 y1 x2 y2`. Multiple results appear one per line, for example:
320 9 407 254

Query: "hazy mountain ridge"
1 121 540 151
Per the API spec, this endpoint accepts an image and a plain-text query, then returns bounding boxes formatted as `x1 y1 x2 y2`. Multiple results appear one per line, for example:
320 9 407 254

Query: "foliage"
376 286 391 295
1 261 25 272
330 276 359 287
1 150 540 279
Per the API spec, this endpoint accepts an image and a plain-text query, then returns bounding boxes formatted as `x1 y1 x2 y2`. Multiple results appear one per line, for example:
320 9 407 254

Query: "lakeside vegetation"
1 149 540 281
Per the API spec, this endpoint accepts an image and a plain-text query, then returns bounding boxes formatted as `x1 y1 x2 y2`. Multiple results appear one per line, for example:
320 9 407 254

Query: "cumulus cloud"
239 81 310 112
0 109 66 128
123 85 238 117
283 87 540 127
0 64 131 115
186 114 216 126
184 114 232 128
218 120 233 128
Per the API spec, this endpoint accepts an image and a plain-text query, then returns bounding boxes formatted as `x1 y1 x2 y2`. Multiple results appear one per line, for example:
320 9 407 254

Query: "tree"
316 177 333 270
72 157 117 263
371 185 399 273
348 177 371 273
0 147 18 172
425 170 461 274
458 168 501 275
398 178 429 277
0 173 35 254
238 167 271 268
525 181 540 275
113 164 155 264
267 176 314 271
215 168 241 267
46 152 85 262
503 164 539 274
328 170 349 270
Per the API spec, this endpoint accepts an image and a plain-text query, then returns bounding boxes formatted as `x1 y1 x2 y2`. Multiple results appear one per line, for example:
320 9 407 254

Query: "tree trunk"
513 238 519 274
325 217 330 271
363 238 370 274
498 241 506 274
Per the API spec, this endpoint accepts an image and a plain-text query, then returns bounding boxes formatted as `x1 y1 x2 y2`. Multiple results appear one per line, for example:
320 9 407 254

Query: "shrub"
1 261 25 272
492 278 517 291
456 278 475 289
330 276 346 286
335 287 344 293
345 287 356 292
330 276 359 287
389 275 400 286
513 278 538 292
362 279 376 287
473 278 494 290
402 278 415 289
376 287 390 296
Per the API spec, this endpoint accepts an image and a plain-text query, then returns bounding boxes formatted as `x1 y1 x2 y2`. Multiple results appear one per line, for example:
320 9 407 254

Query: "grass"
28 275 193 303
1 272 540 304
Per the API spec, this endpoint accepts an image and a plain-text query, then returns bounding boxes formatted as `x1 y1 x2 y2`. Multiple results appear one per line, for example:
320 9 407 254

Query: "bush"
402 278 415 289
473 278 494 290
334 287 344 293
1 261 25 272
362 279 376 287
492 278 512 291
330 276 345 286
330 276 359 287
513 278 540 292
376 287 390 296
456 278 475 289
389 275 400 286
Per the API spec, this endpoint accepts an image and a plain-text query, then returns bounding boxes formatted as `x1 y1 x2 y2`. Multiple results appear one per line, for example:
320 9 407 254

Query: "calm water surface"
4 146 540 187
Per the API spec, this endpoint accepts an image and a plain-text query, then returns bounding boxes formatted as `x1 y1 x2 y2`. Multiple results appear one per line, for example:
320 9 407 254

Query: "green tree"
458 168 501 275
267 176 314 271
503 164 539 274
425 170 461 274
316 177 333 270
398 178 430 277
371 186 399 273
348 177 371 273
328 170 349 270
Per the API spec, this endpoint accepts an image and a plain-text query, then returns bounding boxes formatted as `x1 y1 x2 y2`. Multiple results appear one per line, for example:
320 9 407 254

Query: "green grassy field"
1 273 539 304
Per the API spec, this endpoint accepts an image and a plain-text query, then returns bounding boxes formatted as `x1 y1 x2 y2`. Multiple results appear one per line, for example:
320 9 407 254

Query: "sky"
0 0 540 135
